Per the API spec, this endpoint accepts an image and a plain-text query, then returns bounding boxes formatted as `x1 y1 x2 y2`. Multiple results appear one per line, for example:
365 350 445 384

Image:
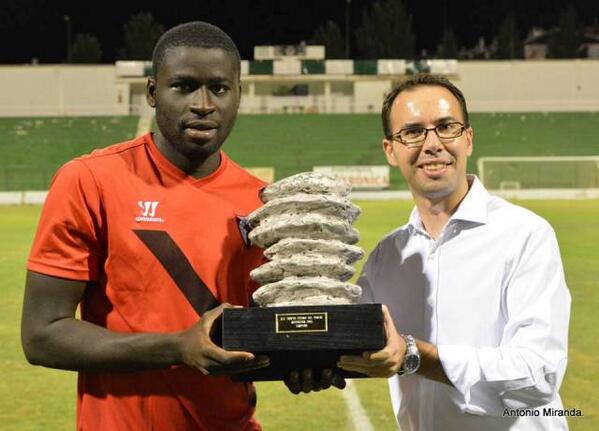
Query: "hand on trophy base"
284 368 346 394
220 304 385 382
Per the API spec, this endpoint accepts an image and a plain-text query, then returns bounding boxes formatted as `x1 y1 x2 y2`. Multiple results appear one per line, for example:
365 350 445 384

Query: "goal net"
477 156 599 190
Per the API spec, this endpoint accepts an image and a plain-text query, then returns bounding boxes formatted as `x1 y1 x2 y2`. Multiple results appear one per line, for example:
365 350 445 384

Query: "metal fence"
0 166 54 191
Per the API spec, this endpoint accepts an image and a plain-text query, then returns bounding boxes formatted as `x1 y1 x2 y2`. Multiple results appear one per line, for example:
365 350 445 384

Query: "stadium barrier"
313 165 390 190
487 188 599 200
246 167 275 183
350 189 599 200
3 188 598 206
0 191 47 205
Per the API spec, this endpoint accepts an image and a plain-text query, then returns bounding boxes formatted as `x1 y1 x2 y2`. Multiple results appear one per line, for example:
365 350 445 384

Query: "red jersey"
28 133 266 431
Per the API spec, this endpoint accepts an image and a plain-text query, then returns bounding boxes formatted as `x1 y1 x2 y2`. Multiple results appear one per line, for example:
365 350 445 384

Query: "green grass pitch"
0 116 138 190
1 199 597 430
1 112 598 190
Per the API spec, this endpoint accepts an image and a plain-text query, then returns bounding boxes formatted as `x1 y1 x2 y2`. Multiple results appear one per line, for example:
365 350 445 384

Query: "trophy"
221 172 385 381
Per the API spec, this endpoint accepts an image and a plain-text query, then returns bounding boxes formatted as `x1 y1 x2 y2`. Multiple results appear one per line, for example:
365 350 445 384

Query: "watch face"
405 355 420 372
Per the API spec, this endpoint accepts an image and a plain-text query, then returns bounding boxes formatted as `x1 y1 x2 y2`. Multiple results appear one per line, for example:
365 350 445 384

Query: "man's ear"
383 139 399 167
465 126 473 157
146 77 157 108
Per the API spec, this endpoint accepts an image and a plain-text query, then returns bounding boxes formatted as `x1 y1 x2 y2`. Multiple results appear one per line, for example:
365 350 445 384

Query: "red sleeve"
27 160 105 281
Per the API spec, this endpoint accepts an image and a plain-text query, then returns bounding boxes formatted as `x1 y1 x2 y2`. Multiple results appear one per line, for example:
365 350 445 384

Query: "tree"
547 7 583 58
494 16 523 59
122 12 164 60
310 20 346 59
355 0 415 58
71 34 102 63
436 30 459 58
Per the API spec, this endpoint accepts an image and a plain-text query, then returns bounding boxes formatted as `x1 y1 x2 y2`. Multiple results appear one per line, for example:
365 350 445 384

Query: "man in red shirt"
22 21 276 431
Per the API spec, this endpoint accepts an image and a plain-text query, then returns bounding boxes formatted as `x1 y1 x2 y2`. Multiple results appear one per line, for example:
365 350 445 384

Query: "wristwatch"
398 334 420 375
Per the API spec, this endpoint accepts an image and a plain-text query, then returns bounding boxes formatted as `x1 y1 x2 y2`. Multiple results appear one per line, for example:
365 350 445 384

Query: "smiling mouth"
419 161 451 172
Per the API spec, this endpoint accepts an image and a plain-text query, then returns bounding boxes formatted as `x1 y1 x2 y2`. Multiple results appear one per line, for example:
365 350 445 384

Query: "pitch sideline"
342 380 375 431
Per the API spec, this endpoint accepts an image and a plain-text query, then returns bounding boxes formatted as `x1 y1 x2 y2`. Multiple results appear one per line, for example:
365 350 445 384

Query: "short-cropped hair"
382 74 469 138
152 21 241 77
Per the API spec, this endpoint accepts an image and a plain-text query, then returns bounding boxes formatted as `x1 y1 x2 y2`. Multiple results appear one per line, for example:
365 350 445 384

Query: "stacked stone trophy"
221 172 385 381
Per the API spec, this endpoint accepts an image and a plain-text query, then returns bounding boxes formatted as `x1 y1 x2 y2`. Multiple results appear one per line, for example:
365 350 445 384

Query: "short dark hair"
381 74 469 138
151 21 241 77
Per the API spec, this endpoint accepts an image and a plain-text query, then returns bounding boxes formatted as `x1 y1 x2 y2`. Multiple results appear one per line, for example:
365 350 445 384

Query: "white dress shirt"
358 176 571 431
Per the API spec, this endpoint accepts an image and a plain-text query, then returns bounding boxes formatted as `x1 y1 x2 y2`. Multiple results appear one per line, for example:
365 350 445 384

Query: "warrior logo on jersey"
136 201 164 223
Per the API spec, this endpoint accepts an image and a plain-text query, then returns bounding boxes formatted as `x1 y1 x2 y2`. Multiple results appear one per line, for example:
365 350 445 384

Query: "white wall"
0 65 128 117
456 60 599 112
241 60 599 113
353 80 392 113
1 60 599 116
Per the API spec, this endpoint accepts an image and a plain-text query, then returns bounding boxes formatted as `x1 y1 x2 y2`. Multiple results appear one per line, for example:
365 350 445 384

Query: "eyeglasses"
390 122 468 148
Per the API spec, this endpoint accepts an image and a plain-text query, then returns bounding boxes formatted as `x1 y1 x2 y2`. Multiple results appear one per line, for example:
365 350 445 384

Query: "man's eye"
212 85 228 95
402 128 424 138
173 82 193 92
437 123 461 134
438 122 459 130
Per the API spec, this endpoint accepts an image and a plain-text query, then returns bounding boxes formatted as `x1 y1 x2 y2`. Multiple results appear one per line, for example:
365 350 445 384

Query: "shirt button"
427 297 435 307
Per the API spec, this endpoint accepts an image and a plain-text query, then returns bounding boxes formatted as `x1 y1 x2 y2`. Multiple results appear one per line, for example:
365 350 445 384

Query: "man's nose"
190 87 215 114
422 128 443 153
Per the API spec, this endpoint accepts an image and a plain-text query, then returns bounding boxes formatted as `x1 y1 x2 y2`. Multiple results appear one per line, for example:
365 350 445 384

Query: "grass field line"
136 117 152 136
342 380 375 431
136 104 154 136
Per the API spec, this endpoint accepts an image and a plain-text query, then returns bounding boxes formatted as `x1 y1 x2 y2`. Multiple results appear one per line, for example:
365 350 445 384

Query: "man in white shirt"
337 74 571 430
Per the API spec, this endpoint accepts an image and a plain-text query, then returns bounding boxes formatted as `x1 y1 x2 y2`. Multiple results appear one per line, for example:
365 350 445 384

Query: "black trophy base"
220 304 384 381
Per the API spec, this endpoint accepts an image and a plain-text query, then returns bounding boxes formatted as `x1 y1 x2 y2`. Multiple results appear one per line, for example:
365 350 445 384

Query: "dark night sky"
1 0 598 64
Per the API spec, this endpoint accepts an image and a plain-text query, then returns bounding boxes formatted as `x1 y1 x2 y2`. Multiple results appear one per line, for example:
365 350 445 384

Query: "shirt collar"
407 206 424 233
407 175 489 233
450 175 489 225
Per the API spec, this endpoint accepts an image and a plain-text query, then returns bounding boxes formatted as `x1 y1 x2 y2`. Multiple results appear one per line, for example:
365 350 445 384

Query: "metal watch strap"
398 334 420 376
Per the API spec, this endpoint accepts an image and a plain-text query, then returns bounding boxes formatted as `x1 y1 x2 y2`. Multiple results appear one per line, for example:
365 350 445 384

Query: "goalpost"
477 156 599 198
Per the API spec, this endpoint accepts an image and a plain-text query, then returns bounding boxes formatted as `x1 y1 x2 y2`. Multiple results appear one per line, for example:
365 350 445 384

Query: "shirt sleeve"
27 160 105 281
437 221 571 415
357 244 380 304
